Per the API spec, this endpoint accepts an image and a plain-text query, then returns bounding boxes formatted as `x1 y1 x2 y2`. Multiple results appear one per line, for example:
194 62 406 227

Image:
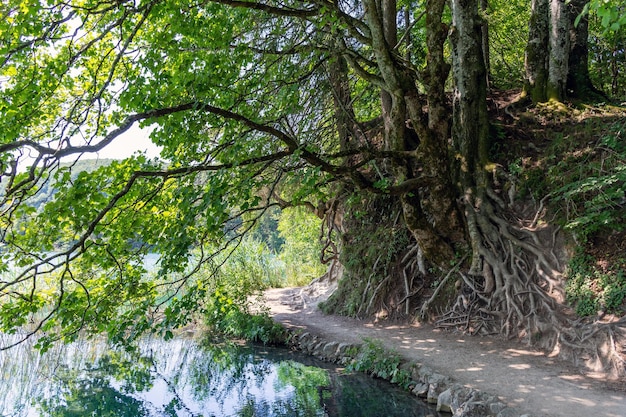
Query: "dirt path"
264 286 626 417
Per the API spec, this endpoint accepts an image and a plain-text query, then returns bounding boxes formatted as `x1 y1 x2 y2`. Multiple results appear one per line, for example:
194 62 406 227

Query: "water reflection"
0 335 439 417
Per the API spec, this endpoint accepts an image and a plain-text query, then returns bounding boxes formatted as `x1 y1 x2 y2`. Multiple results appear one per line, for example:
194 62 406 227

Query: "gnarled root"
436 190 626 378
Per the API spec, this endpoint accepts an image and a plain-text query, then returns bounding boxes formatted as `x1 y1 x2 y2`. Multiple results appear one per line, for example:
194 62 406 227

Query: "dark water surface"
0 335 440 416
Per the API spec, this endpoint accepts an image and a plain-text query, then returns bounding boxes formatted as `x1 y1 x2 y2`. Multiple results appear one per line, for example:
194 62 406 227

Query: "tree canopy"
0 0 625 367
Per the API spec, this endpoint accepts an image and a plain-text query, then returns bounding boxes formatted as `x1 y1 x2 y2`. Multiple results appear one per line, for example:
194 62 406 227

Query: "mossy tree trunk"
361 0 463 267
524 0 595 102
525 0 550 102
566 0 602 98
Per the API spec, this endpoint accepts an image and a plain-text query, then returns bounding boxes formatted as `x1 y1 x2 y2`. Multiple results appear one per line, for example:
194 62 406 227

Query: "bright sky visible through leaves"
94 126 162 160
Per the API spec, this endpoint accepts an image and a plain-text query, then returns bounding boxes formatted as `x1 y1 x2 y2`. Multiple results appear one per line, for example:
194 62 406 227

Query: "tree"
0 0 623 374
523 0 623 102
524 0 594 102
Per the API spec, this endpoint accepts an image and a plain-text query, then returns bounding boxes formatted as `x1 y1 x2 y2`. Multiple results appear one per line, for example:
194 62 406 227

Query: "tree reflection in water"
0 335 438 417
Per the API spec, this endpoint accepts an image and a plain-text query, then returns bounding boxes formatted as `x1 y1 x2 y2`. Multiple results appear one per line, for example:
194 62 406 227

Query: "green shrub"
551 120 626 242
201 237 286 344
565 251 626 317
277 207 326 286
346 338 412 389
204 287 285 344
219 237 284 290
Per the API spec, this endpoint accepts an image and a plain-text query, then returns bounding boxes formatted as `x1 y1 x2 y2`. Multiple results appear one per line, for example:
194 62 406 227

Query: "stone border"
287 330 536 417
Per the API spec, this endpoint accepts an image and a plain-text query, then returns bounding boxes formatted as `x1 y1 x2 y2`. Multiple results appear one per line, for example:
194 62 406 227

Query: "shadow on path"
266 287 626 417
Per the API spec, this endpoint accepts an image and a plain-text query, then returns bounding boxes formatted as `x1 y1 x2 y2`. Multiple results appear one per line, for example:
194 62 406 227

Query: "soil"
264 284 626 417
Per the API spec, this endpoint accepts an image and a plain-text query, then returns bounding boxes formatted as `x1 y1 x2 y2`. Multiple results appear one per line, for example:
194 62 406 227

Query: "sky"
91 125 162 160
14 125 163 173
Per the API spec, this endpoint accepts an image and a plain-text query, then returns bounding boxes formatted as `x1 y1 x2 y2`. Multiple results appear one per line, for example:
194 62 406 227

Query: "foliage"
588 19 626 100
507 111 626 243
0 0 624 350
485 0 530 88
218 237 284 290
565 250 626 316
277 207 326 286
584 0 626 32
320 195 411 317
203 238 286 344
204 287 285 344
346 338 412 389
551 118 626 242
249 206 285 253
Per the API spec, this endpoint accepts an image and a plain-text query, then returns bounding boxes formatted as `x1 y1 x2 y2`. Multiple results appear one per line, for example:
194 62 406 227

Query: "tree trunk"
525 0 550 102
480 0 491 89
363 0 463 266
525 0 596 102
329 52 355 153
547 0 570 100
566 0 601 98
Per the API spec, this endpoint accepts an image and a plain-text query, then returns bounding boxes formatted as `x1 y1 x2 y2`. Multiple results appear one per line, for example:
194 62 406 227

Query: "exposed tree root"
360 241 429 319
434 189 626 378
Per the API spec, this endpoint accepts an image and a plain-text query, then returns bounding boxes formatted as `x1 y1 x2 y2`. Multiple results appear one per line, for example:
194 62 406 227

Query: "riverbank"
264 286 626 417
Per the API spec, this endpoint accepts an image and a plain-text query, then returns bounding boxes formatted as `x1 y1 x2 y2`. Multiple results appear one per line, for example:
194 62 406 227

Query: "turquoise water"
0 335 440 416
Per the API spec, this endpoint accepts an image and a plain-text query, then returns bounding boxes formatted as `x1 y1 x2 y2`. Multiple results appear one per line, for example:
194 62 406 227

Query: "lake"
0 334 441 416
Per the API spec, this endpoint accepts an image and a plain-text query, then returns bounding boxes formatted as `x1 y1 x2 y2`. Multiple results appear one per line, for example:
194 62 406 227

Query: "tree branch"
207 0 320 17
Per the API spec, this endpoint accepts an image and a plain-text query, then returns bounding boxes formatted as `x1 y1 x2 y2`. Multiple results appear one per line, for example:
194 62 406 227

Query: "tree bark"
451 0 490 276
525 0 596 102
525 0 550 102
566 0 599 98
547 0 570 100
480 0 491 89
451 0 490 183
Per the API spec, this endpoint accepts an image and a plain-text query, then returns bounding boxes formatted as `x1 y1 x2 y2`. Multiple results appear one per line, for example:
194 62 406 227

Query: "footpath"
265 287 626 417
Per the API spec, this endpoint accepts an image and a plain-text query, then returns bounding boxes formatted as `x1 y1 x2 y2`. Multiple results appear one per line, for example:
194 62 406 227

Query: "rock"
437 388 454 412
284 328 529 417
497 408 520 417
490 402 508 415
449 385 474 412
406 362 422 380
429 372 451 385
336 343 357 364
419 365 451 385
412 382 429 397
427 382 446 404
453 401 491 417
311 340 325 355
296 332 312 346
321 341 339 360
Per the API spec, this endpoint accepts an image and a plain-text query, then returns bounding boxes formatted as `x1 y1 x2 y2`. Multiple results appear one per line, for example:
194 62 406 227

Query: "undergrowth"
516 115 626 242
202 237 286 345
204 287 285 344
346 338 412 389
565 249 626 317
319 194 412 317
507 105 626 318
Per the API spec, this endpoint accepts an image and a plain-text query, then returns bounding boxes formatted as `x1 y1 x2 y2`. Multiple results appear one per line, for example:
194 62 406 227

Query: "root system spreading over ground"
320 92 626 380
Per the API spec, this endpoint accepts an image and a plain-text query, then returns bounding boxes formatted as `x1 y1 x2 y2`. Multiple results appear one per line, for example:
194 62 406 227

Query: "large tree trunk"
362 0 463 266
525 0 550 102
566 0 601 98
324 0 625 378
547 0 570 100
525 0 595 102
450 0 490 277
